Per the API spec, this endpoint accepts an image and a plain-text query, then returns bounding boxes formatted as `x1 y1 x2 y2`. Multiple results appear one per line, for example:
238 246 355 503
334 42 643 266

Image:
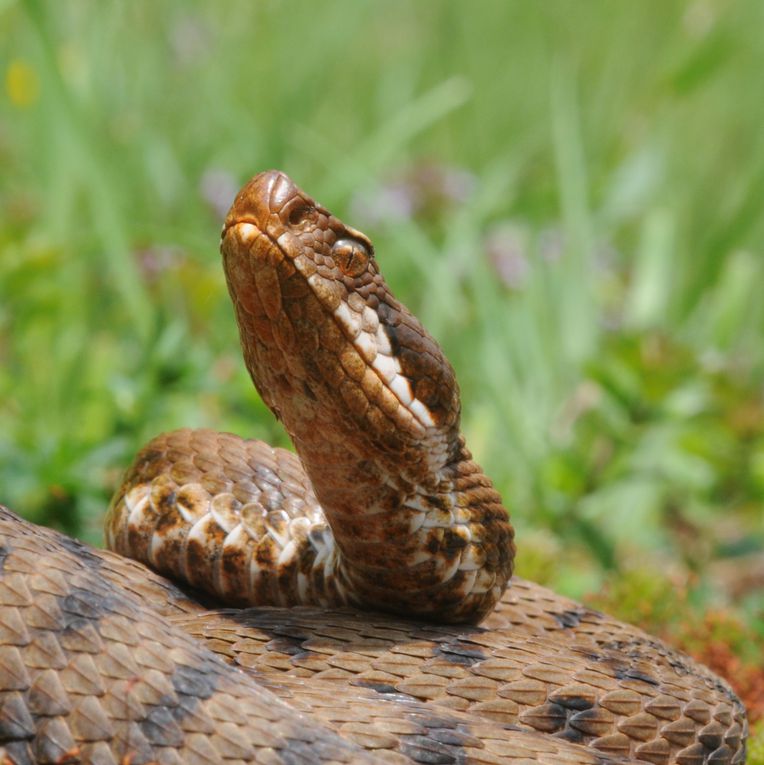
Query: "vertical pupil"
333 239 368 275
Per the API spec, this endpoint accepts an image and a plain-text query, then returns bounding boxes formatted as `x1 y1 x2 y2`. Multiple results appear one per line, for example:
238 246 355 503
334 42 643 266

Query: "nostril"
288 204 314 226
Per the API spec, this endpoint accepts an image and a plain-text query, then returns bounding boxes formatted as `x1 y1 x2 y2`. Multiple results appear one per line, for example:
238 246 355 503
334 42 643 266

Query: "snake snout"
222 170 307 240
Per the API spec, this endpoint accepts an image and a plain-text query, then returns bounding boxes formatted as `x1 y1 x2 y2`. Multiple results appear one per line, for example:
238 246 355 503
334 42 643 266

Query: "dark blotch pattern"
433 640 485 667
553 608 589 629
58 534 105 570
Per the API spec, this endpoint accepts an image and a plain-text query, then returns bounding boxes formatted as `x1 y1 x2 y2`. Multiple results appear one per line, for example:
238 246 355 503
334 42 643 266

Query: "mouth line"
221 215 262 242
225 218 303 269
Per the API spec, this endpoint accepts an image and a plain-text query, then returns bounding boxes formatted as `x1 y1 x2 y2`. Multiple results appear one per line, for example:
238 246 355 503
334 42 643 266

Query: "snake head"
220 171 462 490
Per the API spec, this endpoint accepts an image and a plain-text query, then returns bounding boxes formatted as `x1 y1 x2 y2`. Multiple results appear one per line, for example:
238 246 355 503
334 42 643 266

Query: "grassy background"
2 0 763 746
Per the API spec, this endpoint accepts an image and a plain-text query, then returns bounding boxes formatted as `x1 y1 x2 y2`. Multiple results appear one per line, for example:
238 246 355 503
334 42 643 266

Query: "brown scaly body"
2 506 648 765
175 596 745 763
0 507 374 765
106 430 745 764
0 171 747 763
0 504 746 764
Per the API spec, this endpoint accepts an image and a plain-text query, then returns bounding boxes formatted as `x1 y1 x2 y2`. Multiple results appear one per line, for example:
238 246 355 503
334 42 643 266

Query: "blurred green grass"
1 0 763 728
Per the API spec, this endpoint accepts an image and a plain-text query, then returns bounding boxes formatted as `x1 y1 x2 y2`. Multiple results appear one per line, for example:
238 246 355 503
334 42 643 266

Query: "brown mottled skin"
0 172 748 764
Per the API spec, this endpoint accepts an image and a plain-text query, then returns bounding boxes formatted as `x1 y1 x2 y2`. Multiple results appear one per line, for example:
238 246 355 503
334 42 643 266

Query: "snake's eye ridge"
333 239 370 277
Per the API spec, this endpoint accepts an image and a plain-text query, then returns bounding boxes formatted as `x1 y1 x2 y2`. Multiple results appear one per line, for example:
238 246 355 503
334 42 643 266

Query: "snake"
0 171 747 765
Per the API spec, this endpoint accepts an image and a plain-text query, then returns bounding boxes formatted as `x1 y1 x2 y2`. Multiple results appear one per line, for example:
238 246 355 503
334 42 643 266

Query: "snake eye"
332 238 370 277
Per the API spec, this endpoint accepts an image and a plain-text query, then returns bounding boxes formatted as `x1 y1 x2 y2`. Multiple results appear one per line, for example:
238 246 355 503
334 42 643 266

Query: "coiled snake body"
0 172 747 764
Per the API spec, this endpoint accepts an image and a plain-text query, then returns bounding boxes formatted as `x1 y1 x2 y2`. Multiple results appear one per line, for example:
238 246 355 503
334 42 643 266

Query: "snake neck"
287 417 514 623
357 449 513 624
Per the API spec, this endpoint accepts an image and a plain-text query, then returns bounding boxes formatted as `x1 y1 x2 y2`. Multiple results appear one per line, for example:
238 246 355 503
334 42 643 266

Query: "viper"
0 171 747 764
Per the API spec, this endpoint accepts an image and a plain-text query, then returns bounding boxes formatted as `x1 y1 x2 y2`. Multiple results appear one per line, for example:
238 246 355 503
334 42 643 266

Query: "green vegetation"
1 0 762 740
